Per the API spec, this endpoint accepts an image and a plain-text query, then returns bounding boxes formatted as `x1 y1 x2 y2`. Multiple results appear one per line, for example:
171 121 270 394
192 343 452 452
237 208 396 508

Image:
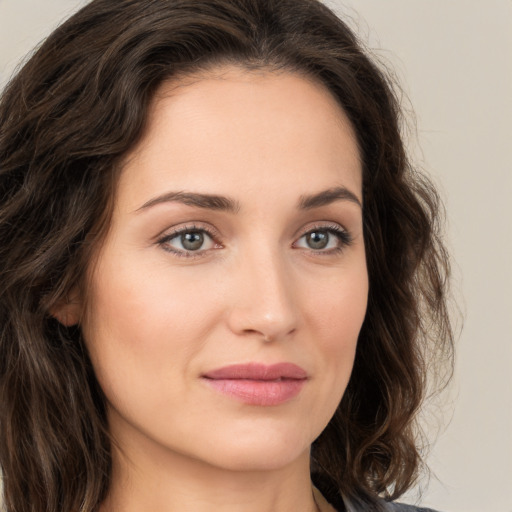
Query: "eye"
158 226 219 257
294 225 352 253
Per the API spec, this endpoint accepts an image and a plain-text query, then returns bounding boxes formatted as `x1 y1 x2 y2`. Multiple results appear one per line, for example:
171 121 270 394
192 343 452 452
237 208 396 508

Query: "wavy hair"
0 0 453 510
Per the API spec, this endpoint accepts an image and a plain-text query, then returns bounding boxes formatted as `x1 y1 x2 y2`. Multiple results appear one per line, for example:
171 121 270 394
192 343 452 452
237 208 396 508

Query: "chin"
192 426 314 473
207 447 309 473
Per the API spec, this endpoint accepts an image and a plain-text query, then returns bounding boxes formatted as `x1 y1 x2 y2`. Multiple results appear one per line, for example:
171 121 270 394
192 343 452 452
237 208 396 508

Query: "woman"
0 1 453 511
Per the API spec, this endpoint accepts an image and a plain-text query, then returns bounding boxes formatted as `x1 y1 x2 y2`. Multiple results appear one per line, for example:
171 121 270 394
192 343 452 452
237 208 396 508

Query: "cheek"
303 261 368 408
81 254 222 406
85 251 217 345
306 260 368 347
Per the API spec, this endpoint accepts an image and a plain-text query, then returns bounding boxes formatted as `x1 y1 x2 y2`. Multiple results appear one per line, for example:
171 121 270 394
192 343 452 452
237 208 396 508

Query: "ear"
50 289 82 326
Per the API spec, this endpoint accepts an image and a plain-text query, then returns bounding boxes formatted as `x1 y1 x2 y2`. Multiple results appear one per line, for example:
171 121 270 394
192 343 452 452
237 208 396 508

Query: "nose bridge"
227 242 298 341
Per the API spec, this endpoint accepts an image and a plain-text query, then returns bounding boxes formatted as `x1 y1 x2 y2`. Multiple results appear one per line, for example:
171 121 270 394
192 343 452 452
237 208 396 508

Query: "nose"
226 246 299 343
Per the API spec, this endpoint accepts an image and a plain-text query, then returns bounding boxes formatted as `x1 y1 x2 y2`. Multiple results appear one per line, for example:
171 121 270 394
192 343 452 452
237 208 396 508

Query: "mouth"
201 363 308 406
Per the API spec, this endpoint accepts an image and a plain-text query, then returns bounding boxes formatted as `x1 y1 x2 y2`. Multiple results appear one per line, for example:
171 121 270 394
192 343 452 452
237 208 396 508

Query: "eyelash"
157 222 353 259
157 224 221 259
294 223 353 256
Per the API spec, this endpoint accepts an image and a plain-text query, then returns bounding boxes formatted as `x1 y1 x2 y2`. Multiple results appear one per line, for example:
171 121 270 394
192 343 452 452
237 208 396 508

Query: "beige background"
1 1 511 511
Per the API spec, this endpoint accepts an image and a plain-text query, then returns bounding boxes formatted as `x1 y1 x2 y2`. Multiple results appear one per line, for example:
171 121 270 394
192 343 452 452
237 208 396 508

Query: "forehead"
118 66 362 211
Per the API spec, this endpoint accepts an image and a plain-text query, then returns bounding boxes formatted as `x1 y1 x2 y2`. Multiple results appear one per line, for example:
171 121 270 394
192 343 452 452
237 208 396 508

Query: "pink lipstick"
202 363 307 406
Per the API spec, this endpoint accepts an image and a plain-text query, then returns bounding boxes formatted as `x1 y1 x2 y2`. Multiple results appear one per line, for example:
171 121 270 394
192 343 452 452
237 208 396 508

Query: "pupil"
307 231 328 249
182 232 204 250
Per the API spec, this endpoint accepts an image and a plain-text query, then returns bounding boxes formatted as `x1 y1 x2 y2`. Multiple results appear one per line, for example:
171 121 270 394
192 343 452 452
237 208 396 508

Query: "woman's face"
75 66 368 472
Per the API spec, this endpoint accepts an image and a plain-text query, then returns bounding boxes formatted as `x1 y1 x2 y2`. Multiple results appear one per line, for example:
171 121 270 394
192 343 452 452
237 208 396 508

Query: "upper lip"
202 362 308 381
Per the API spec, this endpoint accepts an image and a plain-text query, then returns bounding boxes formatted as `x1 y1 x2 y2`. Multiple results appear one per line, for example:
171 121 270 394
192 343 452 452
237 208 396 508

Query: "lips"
202 363 308 406
203 362 308 380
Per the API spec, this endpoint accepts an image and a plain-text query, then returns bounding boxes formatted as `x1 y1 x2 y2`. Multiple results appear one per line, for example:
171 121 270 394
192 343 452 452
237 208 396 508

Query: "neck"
101 432 319 512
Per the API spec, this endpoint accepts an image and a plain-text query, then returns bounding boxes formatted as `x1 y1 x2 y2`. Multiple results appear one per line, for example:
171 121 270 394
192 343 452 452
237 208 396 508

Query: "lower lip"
203 378 306 406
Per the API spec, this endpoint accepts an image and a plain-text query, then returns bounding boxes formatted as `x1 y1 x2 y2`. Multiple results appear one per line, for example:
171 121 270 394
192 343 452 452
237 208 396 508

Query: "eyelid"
293 222 353 252
155 220 353 259
296 221 348 236
156 223 222 258
154 221 220 241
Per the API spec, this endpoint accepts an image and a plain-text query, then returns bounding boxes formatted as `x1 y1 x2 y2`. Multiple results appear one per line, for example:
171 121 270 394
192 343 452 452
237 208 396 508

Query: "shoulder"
383 502 441 512
341 495 443 512
311 474 443 512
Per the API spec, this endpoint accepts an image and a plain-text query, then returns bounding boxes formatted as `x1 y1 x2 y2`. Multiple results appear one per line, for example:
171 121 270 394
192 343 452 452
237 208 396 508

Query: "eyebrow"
135 186 361 213
136 191 241 213
298 186 362 209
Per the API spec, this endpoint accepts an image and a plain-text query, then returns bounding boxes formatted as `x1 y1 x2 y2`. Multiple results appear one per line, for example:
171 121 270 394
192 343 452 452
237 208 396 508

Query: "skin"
61 66 368 512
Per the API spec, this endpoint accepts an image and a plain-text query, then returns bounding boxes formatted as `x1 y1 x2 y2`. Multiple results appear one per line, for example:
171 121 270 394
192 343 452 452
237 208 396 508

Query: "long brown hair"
0 1 453 510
